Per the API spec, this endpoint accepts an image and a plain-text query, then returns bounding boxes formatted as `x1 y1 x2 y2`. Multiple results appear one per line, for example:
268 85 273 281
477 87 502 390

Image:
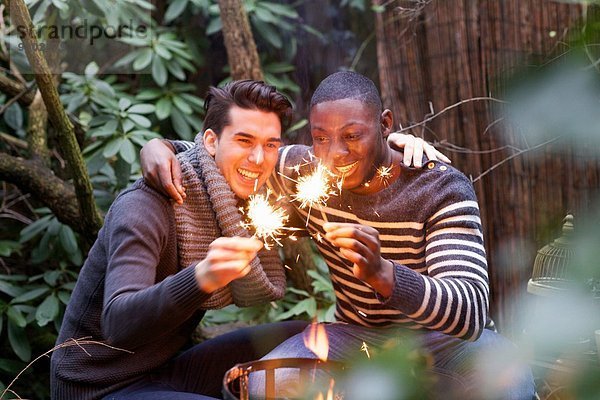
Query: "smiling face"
204 105 282 199
310 98 392 194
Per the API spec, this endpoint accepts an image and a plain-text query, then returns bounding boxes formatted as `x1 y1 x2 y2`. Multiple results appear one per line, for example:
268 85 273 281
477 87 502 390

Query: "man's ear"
380 109 393 139
203 129 218 156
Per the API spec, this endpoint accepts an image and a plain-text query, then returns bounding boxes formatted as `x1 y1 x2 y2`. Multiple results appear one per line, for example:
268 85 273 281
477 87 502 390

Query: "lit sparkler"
241 189 289 250
293 163 337 210
375 164 394 186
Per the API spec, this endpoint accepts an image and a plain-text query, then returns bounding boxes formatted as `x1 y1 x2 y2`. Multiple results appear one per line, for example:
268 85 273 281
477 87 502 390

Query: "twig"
1 337 132 399
0 132 28 149
397 97 508 134
350 31 375 71
0 83 35 115
471 136 562 183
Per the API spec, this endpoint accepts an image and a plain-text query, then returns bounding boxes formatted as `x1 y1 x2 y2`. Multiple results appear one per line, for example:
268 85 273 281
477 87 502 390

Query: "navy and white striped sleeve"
385 171 489 341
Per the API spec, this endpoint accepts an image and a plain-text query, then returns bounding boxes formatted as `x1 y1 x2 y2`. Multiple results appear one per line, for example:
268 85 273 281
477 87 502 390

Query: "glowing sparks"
293 163 336 210
376 164 394 185
303 322 329 361
315 232 323 243
361 341 371 359
242 190 288 249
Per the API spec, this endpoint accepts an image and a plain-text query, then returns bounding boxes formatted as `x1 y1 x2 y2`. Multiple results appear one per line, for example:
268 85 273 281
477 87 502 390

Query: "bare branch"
397 97 508 134
1 337 132 399
0 131 28 149
0 153 85 232
471 136 563 183
0 72 36 107
26 90 50 165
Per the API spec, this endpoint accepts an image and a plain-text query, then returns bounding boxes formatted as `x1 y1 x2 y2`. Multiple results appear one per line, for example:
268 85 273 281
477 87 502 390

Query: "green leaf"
59 225 78 254
0 357 24 374
155 97 172 120
103 137 124 158
136 88 163 100
166 60 186 81
119 98 132 111
206 16 222 35
6 306 26 328
12 287 50 304
286 287 310 297
172 95 192 114
274 297 316 321
57 291 71 305
84 62 99 77
8 320 31 362
179 93 204 110
165 0 189 22
114 156 132 189
128 114 152 128
254 6 277 23
170 108 192 140
261 2 298 18
133 48 153 71
0 281 24 298
0 274 27 281
119 138 137 164
154 44 172 60
36 294 59 327
128 104 156 114
152 57 168 86
4 103 23 130
0 240 20 257
252 17 282 48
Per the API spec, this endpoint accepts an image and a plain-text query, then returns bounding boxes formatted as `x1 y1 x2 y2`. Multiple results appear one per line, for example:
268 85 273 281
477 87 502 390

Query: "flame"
326 378 335 400
242 189 289 249
303 322 329 361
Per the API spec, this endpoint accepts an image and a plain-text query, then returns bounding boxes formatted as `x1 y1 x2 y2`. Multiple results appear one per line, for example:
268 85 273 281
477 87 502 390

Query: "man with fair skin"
142 72 535 399
51 80 307 400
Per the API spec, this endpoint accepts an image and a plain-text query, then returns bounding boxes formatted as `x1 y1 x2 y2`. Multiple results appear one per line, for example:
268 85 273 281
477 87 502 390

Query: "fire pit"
222 357 345 400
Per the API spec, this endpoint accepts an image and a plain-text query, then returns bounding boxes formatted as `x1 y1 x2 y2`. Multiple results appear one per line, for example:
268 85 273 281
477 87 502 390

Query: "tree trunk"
6 0 103 238
217 0 264 81
0 154 81 227
373 0 599 335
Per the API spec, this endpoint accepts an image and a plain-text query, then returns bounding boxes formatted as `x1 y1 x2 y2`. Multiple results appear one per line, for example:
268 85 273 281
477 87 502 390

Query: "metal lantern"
527 214 576 296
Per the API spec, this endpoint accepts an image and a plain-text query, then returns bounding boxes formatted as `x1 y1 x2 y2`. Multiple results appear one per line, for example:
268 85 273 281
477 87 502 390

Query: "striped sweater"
172 142 491 341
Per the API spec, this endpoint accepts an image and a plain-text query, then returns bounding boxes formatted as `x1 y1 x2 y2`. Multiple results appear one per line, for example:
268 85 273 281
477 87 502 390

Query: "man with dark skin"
141 72 534 399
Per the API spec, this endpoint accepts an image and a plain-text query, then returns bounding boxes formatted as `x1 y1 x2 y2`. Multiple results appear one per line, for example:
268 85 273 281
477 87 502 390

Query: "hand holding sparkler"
323 222 394 298
194 237 263 293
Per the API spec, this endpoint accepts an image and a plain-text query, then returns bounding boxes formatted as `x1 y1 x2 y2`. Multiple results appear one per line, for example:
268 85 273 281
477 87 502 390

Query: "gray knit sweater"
51 144 285 399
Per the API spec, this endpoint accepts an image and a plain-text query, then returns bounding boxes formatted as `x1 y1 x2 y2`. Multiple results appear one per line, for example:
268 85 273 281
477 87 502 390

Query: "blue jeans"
248 323 535 400
103 320 308 399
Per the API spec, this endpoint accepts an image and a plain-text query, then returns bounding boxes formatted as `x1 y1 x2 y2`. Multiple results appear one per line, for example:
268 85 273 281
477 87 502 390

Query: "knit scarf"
173 135 285 309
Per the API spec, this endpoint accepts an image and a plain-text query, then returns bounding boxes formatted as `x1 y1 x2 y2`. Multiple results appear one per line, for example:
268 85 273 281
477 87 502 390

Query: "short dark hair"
202 80 293 136
310 71 382 113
